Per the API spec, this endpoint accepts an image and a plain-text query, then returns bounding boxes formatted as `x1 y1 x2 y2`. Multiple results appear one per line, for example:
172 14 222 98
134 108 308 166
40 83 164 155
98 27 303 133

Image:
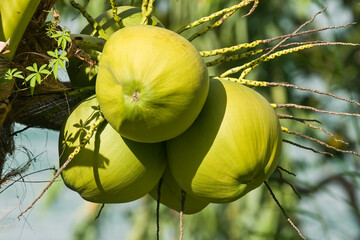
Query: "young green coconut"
167 78 282 203
149 167 209 215
96 25 209 143
59 95 166 203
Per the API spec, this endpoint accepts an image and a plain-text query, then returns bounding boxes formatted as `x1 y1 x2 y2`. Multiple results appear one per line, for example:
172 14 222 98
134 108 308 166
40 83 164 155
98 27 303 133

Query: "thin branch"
10 126 32 137
268 82 360 107
277 169 301 199
277 114 321 124
264 181 307 240
179 190 186 240
283 128 360 157
95 204 105 220
264 8 327 58
277 166 297 176
278 114 349 146
301 122 349 146
0 168 56 194
283 139 334 157
242 0 258 18
156 178 163 240
262 22 357 45
274 103 360 118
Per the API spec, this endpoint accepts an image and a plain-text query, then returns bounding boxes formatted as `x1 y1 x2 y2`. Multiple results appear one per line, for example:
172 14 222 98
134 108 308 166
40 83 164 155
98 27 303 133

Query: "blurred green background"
1 0 360 239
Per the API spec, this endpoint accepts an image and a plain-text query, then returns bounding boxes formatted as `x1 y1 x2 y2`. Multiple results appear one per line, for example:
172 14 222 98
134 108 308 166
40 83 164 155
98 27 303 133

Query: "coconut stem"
141 0 155 25
109 0 124 28
276 168 301 199
179 190 186 240
264 181 307 240
156 178 163 240
17 114 105 220
69 0 109 39
277 166 296 176
71 34 106 52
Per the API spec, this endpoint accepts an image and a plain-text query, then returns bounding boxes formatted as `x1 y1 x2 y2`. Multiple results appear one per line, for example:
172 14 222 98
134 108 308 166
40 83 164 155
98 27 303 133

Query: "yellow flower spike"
188 9 237 42
177 0 255 34
219 44 314 78
213 77 269 87
206 49 264 67
109 0 124 27
281 126 290 134
141 0 155 24
200 40 263 57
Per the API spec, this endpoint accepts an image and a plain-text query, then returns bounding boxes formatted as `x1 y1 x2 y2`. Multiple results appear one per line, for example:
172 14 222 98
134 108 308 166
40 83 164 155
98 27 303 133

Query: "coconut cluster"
59 7 282 215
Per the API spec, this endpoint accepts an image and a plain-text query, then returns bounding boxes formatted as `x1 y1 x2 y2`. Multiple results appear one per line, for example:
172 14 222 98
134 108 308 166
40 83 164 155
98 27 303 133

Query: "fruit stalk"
69 0 109 39
71 34 106 52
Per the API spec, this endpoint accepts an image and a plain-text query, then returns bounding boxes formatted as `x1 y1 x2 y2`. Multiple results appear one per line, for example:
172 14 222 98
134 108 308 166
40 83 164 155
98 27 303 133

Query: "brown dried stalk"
263 8 327 58
277 166 297 176
268 82 360 107
283 129 360 157
156 178 163 240
283 139 334 157
264 181 307 240
277 168 301 199
274 103 360 118
278 114 349 146
179 190 186 240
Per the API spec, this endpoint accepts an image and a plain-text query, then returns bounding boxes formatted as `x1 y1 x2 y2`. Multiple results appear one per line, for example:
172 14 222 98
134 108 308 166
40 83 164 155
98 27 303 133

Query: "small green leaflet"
25 63 51 94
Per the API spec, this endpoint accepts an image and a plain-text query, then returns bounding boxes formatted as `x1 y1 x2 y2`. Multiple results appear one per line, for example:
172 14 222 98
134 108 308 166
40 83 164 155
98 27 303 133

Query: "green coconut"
149 167 209 215
96 25 209 143
59 95 166 203
167 78 282 203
